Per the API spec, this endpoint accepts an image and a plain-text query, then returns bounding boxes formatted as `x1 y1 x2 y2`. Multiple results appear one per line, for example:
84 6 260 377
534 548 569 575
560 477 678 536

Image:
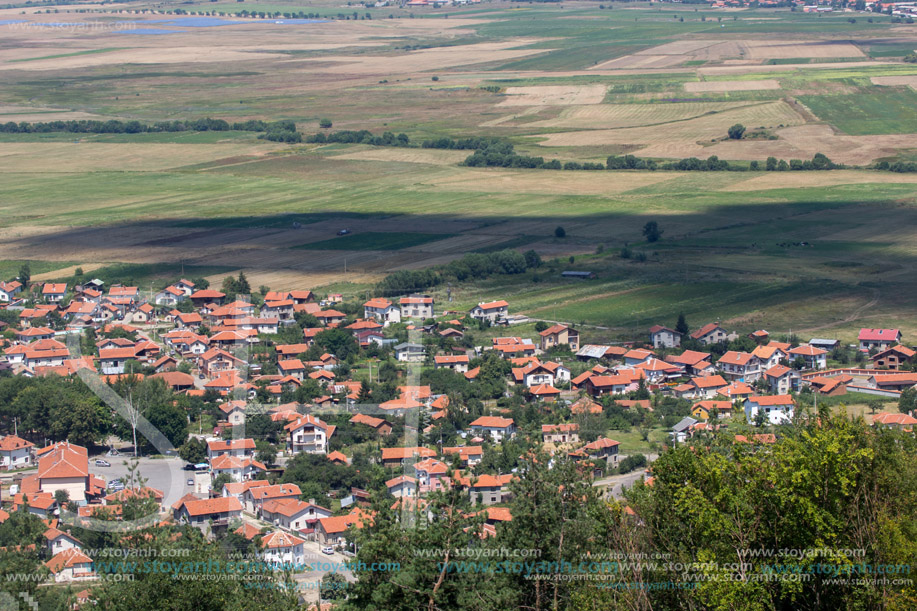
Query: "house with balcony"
364 298 401 326
717 351 763 382
285 415 334 455
399 295 434 320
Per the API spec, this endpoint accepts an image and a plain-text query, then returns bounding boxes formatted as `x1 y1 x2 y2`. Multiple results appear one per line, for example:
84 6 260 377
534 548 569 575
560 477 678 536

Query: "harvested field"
536 100 804 147
699 61 892 76
720 170 917 192
637 124 917 165
0 143 280 173
685 79 781 92
498 85 608 107
425 167 681 196
871 75 917 89
296 40 547 75
30 263 104 281
527 101 752 130
331 148 469 165
743 40 866 60
589 55 687 71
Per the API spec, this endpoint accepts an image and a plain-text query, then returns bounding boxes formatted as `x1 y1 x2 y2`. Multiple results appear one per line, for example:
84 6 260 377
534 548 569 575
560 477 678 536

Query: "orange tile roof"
469 416 514 428
179 496 242 517
46 548 93 574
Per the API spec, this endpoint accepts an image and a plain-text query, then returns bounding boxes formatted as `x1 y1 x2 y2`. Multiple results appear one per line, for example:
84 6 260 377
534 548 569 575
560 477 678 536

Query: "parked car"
337 229 351 236
183 463 197 471
187 479 194 487
95 459 110 467
322 547 335 555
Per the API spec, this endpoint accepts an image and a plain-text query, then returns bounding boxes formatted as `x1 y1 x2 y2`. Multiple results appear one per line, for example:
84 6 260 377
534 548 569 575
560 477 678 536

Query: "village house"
394 342 425 362
434 354 470 373
542 423 579 444
689 374 729 399
260 531 306 566
580 437 620 462
210 455 266 483
764 365 801 395
441 446 484 467
173 496 243 530
788 345 827 370
469 416 516 442
45 548 94 583
868 372 917 392
399 294 434 319
691 400 733 421
751 344 788 370
469 300 509 324
0 434 35 469
285 414 334 455
744 395 795 426
349 414 393 436
690 322 732 346
872 345 915 371
43 527 83 556
363 298 401 326
413 458 449 491
539 324 579 352
261 498 331 532
859 328 902 352
649 325 681 349
717 351 763 382
42 283 68 303
386 475 417 498
153 285 186 306
464 474 514 506
381 446 436 468
668 350 713 376
207 438 256 460
0 280 23 302
872 412 917 431
245 483 302 515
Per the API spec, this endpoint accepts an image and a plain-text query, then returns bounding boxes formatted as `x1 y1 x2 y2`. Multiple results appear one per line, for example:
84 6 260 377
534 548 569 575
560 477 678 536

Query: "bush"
618 453 647 474
555 226 566 238
319 118 332 129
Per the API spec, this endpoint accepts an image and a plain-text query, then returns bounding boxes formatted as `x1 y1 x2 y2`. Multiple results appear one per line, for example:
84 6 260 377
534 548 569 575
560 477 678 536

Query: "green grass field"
799 88 917 135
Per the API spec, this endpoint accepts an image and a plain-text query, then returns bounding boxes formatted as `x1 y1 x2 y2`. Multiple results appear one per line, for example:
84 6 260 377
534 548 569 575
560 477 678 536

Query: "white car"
321 547 334 555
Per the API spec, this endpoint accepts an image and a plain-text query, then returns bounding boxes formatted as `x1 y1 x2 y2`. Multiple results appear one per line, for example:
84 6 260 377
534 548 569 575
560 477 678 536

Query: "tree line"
376 249 542 295
0 118 295 135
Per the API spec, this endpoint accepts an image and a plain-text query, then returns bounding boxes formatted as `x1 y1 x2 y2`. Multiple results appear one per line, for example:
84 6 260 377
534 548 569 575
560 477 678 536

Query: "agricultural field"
0 0 915 338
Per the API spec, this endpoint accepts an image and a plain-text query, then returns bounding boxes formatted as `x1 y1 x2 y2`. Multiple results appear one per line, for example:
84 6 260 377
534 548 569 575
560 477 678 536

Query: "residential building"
744 395 795 426
260 531 306 566
690 322 731 345
173 496 243 529
434 354 470 373
872 345 916 371
399 295 434 319
0 434 34 469
394 342 425 362
764 365 801 395
363 298 401 326
858 328 902 351
285 415 334 455
469 300 509 324
469 416 516 441
648 325 681 349
717 351 763 382
539 324 580 351
788 345 827 370
542 423 579 444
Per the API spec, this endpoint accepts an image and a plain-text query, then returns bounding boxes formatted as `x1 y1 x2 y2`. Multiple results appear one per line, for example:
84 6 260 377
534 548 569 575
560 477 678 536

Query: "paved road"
593 469 648 499
89 455 196 507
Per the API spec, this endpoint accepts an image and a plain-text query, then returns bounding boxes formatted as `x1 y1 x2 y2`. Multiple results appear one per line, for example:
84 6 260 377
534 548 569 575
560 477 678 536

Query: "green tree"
319 118 333 128
676 312 689 335
179 437 207 464
554 226 566 238
727 123 746 139
18 262 30 286
899 387 917 414
642 221 663 243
